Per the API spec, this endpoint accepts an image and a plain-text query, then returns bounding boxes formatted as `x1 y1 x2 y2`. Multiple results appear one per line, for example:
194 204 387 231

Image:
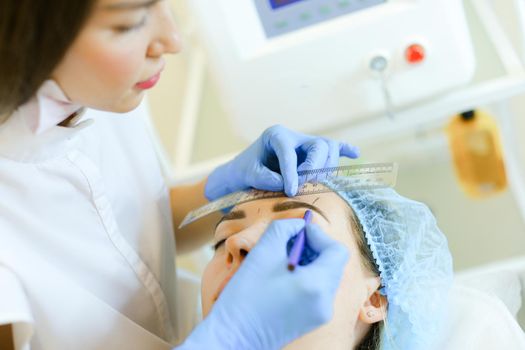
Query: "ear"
358 277 388 324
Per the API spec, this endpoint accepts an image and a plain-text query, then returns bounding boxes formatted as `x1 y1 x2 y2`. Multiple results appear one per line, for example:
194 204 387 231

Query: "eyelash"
212 238 227 251
114 16 147 33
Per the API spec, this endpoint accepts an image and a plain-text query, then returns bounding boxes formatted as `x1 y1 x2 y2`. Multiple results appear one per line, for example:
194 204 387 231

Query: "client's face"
201 190 385 349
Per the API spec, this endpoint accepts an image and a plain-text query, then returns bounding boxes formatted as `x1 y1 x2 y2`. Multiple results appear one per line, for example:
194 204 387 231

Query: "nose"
224 235 255 271
147 3 182 58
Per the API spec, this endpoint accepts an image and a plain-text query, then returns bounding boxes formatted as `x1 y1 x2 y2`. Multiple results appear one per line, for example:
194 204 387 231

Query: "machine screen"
255 0 387 37
270 0 305 9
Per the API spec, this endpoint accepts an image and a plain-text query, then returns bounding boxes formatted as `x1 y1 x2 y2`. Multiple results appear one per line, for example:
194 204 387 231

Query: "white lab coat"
0 81 196 349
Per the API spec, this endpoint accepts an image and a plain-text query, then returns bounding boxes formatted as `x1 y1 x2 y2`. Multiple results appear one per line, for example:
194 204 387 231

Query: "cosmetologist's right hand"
177 219 349 350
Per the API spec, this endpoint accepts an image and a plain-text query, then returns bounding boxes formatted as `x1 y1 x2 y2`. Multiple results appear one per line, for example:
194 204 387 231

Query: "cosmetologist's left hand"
205 124 360 200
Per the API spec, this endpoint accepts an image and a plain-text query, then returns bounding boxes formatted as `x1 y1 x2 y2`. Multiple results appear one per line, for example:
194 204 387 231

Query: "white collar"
26 80 83 134
0 80 93 162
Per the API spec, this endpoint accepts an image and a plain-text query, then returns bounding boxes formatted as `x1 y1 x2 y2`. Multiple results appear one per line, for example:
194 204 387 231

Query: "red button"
405 44 425 64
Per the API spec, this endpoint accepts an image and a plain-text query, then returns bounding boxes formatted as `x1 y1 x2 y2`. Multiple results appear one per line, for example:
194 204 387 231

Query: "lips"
135 63 165 90
135 71 162 90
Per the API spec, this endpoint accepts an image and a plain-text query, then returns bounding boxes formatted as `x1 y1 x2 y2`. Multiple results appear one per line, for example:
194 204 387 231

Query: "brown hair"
0 0 96 120
348 207 385 350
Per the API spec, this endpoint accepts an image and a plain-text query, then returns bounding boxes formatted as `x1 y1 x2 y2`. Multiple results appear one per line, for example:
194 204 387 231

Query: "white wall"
395 156 525 271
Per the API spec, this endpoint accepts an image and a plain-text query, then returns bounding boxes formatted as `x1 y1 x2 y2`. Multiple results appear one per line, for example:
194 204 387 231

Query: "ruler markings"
179 162 398 228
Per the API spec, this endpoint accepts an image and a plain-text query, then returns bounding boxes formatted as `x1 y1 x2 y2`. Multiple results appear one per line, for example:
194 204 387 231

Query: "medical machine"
188 0 476 140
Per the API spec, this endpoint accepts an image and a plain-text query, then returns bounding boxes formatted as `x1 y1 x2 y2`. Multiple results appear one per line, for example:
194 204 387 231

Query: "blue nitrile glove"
205 125 360 200
176 219 349 350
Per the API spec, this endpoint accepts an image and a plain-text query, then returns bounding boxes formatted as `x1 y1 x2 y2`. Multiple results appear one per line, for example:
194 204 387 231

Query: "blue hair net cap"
323 179 453 350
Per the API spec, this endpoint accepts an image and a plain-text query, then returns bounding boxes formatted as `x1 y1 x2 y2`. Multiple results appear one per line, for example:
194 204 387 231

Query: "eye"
212 238 227 251
113 16 147 33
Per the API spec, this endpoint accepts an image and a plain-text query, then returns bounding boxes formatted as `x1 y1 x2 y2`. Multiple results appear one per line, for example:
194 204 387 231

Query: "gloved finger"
297 139 329 173
339 143 360 159
324 139 341 169
299 243 349 295
262 125 310 149
269 138 299 197
306 241 349 274
249 163 284 192
300 252 349 294
251 219 306 258
303 224 349 271
294 224 349 295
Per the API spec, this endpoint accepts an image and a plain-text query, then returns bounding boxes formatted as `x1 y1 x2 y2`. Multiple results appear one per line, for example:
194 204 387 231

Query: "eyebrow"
214 210 245 230
272 201 330 222
214 200 329 229
103 0 161 10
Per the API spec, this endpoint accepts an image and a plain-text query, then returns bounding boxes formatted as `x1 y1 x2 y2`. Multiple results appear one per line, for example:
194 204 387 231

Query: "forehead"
233 189 349 220
224 189 359 253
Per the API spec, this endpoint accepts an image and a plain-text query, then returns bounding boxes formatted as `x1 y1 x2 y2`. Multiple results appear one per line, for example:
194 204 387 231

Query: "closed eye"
212 238 227 251
113 16 147 32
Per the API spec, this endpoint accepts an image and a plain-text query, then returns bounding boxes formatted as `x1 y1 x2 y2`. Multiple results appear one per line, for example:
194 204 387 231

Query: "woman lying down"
200 178 453 350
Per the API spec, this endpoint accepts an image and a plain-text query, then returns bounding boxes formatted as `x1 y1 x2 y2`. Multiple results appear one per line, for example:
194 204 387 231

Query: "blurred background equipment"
446 109 507 198
187 0 476 140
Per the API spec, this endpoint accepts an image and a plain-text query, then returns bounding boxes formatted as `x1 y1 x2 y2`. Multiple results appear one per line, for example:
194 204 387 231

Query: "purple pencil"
287 210 313 271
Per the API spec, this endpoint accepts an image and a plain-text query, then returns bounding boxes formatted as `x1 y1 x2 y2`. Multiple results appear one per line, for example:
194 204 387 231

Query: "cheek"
285 256 363 348
201 257 224 316
326 257 367 335
338 257 366 313
78 40 144 87
312 221 366 320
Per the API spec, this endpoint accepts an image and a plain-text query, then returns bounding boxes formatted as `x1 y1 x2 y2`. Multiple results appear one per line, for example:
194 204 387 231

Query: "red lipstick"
135 71 162 90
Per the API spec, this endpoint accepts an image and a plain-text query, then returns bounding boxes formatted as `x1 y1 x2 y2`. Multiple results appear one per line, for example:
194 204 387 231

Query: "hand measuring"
179 162 398 229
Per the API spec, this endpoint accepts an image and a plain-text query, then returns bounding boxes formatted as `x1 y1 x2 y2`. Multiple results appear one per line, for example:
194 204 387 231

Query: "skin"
51 0 219 253
1 1 217 348
201 190 388 349
2 0 366 346
52 0 181 113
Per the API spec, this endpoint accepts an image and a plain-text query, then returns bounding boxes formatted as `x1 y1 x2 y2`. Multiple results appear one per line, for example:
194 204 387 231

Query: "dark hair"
0 0 96 119
348 206 385 350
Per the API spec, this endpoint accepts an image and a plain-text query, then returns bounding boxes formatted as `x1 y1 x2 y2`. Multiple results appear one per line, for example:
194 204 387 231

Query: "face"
51 0 181 112
201 189 387 349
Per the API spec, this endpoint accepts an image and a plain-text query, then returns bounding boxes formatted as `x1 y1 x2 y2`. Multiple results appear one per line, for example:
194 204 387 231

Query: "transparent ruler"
179 162 398 228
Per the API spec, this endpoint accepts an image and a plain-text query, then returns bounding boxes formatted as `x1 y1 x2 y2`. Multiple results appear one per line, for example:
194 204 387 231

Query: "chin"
105 92 144 114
